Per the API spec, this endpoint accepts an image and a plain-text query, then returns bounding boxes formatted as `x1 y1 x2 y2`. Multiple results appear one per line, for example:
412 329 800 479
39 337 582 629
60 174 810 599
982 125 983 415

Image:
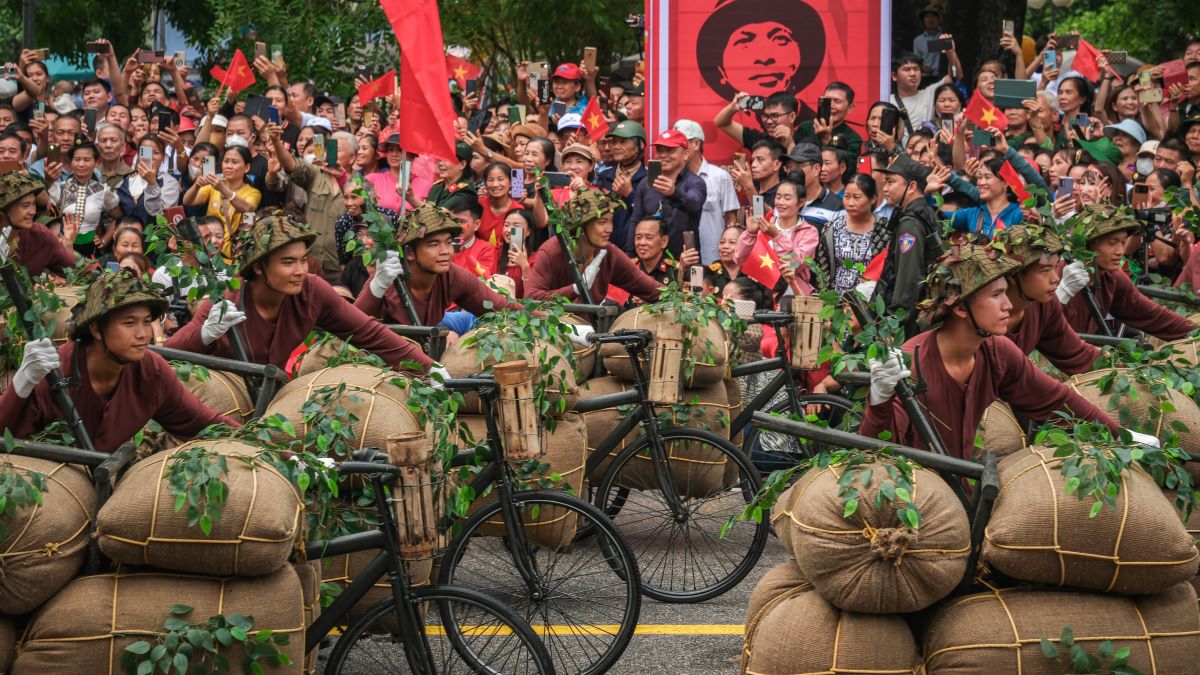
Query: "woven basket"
788 295 823 370
493 360 544 460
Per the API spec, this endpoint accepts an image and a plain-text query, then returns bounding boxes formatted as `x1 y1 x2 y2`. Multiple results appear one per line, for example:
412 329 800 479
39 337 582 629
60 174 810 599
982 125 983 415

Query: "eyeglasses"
760 112 794 123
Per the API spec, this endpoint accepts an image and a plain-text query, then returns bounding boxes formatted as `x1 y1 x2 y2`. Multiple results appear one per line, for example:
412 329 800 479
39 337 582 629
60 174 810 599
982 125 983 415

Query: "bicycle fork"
640 401 690 522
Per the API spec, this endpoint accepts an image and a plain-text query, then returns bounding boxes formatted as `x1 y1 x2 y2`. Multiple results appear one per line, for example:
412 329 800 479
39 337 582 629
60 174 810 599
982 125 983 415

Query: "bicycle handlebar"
589 328 653 348
752 310 794 327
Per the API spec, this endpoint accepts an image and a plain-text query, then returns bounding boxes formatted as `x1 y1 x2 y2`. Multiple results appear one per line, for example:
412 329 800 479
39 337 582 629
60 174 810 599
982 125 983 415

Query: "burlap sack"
0 457 94 615
265 364 424 456
1153 335 1200 364
0 614 14 673
320 551 432 635
563 313 598 379
601 305 728 386
292 336 351 378
578 377 737 498
923 583 1200 674
293 560 320 675
15 568 306 673
96 439 304 577
768 482 800 555
740 582 921 675
974 400 1025 460
178 368 254 423
982 446 1200 594
745 559 807 634
1066 368 1200 454
442 328 579 416
778 460 970 613
456 413 587 549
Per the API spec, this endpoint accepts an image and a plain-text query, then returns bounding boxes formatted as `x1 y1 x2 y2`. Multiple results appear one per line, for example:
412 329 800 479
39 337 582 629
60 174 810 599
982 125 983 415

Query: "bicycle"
573 329 768 603
435 375 642 675
307 448 555 674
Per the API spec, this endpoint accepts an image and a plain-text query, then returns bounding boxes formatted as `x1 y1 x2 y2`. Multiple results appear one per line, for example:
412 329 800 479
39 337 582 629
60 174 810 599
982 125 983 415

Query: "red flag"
445 55 482 90
580 96 610 141
742 233 782 289
381 0 458 161
863 249 887 282
605 284 630 305
358 69 397 103
1071 39 1119 83
964 88 1008 131
998 160 1031 203
209 49 255 95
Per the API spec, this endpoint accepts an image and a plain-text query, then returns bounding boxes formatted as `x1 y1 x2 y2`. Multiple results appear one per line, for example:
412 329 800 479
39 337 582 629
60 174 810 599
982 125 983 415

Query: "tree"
1024 0 1200 64
943 0 1028 81
4 0 153 65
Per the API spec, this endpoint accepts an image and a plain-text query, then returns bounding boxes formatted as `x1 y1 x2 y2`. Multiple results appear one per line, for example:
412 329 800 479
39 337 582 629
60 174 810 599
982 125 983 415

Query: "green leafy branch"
144 214 242 306
1040 625 1141 675
0 431 48 542
165 445 231 536
120 604 292 675
645 282 744 381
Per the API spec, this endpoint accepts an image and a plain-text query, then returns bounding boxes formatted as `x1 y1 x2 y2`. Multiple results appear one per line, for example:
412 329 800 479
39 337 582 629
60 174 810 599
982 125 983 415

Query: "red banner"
647 0 891 164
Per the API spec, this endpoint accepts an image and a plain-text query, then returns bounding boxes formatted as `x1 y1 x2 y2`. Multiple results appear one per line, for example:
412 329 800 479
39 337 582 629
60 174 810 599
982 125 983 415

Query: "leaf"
1099 640 1113 658
1040 638 1059 660
1060 625 1075 648
842 498 858 519
126 641 152 655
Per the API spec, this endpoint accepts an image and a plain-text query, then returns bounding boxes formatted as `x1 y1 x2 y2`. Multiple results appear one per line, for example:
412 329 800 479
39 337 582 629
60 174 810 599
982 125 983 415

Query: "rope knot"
40 541 62 557
869 527 915 564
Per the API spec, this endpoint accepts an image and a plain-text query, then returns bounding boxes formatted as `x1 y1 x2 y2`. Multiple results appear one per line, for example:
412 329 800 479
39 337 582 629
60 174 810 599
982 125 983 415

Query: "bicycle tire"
322 584 555 675
594 428 768 603
742 395 858 472
439 491 640 675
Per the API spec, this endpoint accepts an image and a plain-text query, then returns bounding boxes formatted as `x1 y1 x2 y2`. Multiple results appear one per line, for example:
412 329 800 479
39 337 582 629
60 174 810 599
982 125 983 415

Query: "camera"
625 14 644 29
740 96 766 111
1135 207 1171 232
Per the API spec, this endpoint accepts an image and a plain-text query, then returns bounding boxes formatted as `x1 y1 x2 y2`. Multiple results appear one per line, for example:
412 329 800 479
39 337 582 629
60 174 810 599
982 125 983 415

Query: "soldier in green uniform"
625 215 699 307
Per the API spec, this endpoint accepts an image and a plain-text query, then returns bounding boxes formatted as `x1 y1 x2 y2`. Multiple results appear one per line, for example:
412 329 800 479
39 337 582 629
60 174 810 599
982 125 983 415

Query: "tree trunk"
944 0 1028 80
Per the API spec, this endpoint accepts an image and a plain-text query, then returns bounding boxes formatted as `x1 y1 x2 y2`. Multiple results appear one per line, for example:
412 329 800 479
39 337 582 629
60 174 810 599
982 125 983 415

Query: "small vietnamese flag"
358 69 397 103
605 284 630 305
998 160 1031 203
209 49 255 95
1071 39 1120 83
863 249 887 282
742 233 782 289
964 88 1008 131
445 54 481 89
580 96 610 141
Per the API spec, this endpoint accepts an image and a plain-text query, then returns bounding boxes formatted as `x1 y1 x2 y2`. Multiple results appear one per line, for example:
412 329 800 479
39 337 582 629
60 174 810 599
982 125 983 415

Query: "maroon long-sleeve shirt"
12 222 76 277
1005 299 1099 375
524 238 661 303
860 330 1119 460
166 274 433 371
1064 269 1196 341
0 343 236 453
353 263 520 326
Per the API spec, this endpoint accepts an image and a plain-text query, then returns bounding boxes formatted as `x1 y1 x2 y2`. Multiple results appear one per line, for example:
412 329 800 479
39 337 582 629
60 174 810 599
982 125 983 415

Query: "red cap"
552 63 581 80
177 115 197 133
652 129 690 149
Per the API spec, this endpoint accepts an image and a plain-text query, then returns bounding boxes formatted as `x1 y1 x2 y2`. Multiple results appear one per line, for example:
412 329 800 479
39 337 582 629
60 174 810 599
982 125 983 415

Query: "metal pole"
21 0 34 50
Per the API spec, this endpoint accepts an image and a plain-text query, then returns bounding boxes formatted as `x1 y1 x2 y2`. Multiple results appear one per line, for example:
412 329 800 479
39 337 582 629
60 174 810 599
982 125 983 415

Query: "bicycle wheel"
594 428 768 603
439 491 640 675
743 395 858 473
322 584 554 675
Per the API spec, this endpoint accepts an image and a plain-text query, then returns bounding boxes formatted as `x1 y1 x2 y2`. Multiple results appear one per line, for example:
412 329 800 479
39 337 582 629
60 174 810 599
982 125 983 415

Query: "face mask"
303 153 316 165
1135 157 1154 176
188 164 200 178
226 134 249 149
53 92 77 114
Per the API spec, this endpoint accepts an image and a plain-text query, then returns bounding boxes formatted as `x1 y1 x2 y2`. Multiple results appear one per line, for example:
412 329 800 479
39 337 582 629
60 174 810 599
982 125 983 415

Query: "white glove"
868 347 911 406
582 249 607 288
429 363 450 390
1056 261 1090 305
1124 429 1161 448
565 323 595 348
200 300 247 346
12 338 59 399
369 251 403 299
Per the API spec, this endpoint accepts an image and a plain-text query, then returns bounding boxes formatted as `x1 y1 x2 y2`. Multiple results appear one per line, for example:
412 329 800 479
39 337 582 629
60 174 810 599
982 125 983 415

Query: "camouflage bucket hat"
0 173 44 211
997 223 1064 271
921 242 1020 323
239 210 317 276
1079 204 1139 243
399 203 461 247
71 269 168 338
562 189 618 233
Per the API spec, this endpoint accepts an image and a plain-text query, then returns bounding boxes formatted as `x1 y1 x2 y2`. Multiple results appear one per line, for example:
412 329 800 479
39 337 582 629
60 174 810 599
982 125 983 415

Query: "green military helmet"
398 202 461 247
996 222 1064 270
606 120 646 142
238 210 317 277
0 172 44 211
920 242 1020 323
71 269 168 339
562 189 618 233
1078 204 1139 244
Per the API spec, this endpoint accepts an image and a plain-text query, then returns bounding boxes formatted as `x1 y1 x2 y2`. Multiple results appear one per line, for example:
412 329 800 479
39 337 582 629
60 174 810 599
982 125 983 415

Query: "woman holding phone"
117 135 181 225
477 163 526 249
181 145 261 260
499 209 538 298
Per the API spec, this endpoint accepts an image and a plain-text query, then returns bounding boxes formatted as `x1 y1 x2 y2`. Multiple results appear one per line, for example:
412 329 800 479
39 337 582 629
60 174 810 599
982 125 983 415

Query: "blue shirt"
950 202 1025 240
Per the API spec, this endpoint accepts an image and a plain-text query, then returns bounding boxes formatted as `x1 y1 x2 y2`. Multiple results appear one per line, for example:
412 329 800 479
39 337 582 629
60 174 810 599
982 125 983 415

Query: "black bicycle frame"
727 318 803 438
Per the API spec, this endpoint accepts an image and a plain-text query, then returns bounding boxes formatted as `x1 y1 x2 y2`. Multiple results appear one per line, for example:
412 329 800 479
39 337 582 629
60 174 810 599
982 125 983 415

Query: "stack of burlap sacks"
745 366 1200 674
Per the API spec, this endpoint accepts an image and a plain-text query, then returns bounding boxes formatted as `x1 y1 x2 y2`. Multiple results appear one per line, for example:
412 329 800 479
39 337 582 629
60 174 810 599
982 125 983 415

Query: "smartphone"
1139 87 1164 105
1044 50 1056 69
46 143 59 164
465 78 477 95
879 107 899 136
545 171 571 188
646 159 662 185
928 38 953 52
106 261 121 272
993 79 1037 108
176 217 201 243
682 231 697 252
139 146 154 163
966 143 981 161
582 47 598 73
254 42 267 60
1073 113 1090 129
271 45 284 64
1104 50 1128 65
741 96 766 111
689 265 704 293
511 225 524 251
971 129 994 146
335 103 346 128
164 206 186 227
857 156 872 175
530 62 550 79
325 138 339 165
1002 19 1015 36
1132 183 1151 210
155 109 172 132
84 41 109 54
938 112 954 134
732 299 756 320
467 108 490 134
361 110 375 129
538 78 552 103
356 65 371 80
733 152 746 165
137 50 163 64
173 50 186 69
1138 71 1154 90
35 47 49 60
1056 178 1074 199
32 102 44 120
817 97 832 125
508 104 526 125
203 156 216 175
752 194 765 221
510 169 526 198
266 105 280 125
597 76 611 96
83 108 97 136
313 133 326 162
548 101 566 120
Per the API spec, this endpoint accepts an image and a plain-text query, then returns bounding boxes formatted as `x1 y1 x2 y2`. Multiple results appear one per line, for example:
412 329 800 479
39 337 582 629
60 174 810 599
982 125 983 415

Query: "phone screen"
646 160 662 185
682 231 697 251
47 144 60 164
1044 50 1056 69
325 139 339 165
752 195 765 221
857 156 872 174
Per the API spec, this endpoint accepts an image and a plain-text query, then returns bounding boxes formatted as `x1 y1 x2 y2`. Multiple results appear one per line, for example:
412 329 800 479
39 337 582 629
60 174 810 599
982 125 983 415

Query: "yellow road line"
424 624 744 637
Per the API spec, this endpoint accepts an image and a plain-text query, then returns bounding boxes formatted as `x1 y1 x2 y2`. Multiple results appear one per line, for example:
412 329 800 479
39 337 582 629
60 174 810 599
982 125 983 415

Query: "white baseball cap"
557 113 583 131
1137 140 1160 157
672 119 705 142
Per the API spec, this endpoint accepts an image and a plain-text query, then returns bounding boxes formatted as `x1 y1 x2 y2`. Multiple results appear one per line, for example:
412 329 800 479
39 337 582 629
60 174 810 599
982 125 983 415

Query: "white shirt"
695 159 741 265
893 80 941 129
48 178 119 235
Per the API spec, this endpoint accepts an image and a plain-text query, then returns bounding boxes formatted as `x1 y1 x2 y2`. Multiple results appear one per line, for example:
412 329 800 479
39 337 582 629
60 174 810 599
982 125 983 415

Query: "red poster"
647 0 892 164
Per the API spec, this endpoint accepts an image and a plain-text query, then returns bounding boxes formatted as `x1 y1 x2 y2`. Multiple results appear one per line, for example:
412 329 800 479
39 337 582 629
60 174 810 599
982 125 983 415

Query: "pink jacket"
734 219 820 295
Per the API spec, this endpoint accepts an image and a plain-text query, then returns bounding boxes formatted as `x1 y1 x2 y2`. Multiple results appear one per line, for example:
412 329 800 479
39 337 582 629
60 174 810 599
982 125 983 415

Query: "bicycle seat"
752 311 794 327
593 328 653 348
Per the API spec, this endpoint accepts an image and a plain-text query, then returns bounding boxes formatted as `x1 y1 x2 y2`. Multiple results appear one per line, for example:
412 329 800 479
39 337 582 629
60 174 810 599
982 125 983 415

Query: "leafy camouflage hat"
239 210 317 276
1078 204 1139 243
920 242 1020 322
562 189 618 232
398 202 461 247
996 222 1064 270
0 172 44 211
71 269 168 338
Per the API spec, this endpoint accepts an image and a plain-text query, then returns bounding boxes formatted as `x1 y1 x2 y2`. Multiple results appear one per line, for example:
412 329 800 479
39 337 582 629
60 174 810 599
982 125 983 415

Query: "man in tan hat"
0 173 75 277
1059 205 1197 341
861 243 1129 460
0 270 236 453
167 211 436 373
